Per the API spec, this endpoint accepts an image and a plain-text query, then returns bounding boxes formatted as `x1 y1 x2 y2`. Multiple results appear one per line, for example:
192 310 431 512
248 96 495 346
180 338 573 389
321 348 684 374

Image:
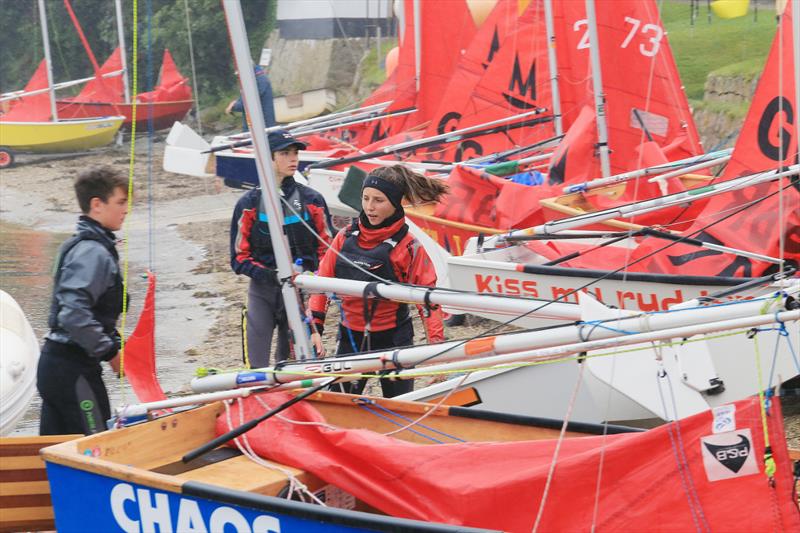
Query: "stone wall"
693 71 760 150
264 30 378 108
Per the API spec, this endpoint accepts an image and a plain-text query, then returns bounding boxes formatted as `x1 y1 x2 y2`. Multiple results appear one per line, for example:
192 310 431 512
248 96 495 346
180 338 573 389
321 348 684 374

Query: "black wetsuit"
37 216 123 435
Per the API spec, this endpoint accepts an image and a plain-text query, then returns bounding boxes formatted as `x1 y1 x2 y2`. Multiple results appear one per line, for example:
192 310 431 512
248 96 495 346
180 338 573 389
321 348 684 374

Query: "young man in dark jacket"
37 167 129 435
230 129 332 368
225 64 277 130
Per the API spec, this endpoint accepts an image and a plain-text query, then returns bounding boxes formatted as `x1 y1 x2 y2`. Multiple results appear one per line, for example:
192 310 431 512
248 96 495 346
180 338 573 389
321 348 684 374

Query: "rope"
146 0 155 272
378 373 470 438
182 0 203 135
118 0 140 402
751 330 777 480
656 369 710 533
354 402 446 444
241 304 250 368
532 362 586 532
224 398 325 505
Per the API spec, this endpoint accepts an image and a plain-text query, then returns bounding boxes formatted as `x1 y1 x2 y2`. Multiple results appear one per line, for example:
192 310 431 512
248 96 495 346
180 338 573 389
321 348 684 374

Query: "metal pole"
413 0 421 92
543 0 563 136
114 0 131 103
221 0 313 361
37 0 58 121
585 0 612 178
793 0 799 165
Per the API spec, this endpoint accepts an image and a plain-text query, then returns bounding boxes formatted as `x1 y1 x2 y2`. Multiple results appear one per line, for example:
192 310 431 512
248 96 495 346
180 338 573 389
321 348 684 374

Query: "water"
1 203 229 436
0 220 65 434
0 220 152 435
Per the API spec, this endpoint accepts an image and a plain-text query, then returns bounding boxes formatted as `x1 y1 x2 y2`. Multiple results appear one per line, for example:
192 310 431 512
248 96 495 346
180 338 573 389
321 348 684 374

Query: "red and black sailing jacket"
309 216 444 343
230 176 332 282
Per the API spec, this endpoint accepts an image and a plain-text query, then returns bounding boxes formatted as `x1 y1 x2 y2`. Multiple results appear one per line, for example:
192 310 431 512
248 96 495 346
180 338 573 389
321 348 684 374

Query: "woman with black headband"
308 165 447 397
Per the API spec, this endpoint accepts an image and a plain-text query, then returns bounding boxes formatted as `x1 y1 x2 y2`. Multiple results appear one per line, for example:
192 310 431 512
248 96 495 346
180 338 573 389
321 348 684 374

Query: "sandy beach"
1 136 798 446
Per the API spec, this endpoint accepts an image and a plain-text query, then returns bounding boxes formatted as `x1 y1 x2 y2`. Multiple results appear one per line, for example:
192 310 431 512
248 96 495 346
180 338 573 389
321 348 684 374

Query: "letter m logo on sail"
503 55 537 109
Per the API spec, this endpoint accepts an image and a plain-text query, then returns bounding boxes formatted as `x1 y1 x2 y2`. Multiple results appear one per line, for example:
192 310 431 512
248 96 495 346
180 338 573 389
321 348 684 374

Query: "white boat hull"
0 290 39 435
401 242 800 424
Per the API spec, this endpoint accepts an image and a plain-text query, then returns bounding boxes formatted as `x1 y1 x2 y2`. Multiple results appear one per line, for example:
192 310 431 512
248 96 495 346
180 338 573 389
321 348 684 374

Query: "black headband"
362 175 404 209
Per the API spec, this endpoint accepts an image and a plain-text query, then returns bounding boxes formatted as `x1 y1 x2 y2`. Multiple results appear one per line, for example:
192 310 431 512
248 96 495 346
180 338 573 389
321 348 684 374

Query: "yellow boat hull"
0 116 124 153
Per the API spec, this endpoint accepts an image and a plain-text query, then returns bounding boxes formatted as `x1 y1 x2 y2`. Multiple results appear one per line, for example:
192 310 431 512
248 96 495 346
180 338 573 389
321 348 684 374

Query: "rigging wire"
182 0 203 135
119 0 140 405
272 173 797 373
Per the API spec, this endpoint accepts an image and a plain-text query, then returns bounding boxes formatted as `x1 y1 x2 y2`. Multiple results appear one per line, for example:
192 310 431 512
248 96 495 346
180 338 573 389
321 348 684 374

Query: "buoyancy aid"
48 223 124 336
250 184 319 270
334 220 410 328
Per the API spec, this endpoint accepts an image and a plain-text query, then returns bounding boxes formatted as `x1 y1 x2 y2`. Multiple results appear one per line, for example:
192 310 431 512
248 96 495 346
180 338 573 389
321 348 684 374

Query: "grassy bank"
661 1 776 100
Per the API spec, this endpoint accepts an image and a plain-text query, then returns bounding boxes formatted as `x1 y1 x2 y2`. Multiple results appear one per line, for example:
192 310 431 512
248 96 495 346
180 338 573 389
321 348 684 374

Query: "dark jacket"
46 216 123 361
231 65 277 129
230 176 332 282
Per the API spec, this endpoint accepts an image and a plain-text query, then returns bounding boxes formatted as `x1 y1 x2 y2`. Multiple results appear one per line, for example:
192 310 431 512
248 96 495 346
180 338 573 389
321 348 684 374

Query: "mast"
114 0 131 103
37 0 58 122
585 0 611 178
543 0 563 136
413 0 421 92
221 0 313 361
794 0 799 163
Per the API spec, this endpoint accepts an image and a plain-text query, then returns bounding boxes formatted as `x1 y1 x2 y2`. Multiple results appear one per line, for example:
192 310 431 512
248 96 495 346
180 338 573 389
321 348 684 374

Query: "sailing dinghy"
0 1 123 166
56 48 193 132
400 0 800 423
0 290 39 436
40 390 800 532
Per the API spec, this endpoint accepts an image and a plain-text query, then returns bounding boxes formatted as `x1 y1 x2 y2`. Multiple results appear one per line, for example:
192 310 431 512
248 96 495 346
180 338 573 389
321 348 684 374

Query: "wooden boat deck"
40 391 619 507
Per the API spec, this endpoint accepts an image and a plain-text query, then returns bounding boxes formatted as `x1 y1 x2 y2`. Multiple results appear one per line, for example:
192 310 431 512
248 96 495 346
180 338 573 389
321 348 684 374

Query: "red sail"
74 47 125 103
122 272 166 403
548 0 704 187
630 3 799 277
420 0 557 162
594 0 704 175
339 0 476 148
221 394 800 532
432 165 555 229
1 60 52 121
137 49 192 104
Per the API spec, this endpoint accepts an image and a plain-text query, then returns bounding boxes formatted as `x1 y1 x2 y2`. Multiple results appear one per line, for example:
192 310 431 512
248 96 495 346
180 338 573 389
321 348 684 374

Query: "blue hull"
217 153 316 190
46 461 489 532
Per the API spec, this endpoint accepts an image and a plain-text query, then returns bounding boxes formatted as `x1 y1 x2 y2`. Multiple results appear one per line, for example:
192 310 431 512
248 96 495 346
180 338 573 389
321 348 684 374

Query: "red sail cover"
433 165 554 229
122 272 166 403
629 3 800 277
219 394 800 532
1 60 52 121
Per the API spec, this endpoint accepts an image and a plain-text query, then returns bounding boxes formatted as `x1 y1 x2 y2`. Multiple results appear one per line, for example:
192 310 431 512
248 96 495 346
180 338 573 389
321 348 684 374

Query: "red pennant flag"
123 272 167 403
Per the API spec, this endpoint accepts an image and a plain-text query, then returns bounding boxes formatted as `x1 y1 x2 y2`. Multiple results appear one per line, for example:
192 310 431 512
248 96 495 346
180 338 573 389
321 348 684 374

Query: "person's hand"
108 354 121 376
225 100 236 115
311 332 326 357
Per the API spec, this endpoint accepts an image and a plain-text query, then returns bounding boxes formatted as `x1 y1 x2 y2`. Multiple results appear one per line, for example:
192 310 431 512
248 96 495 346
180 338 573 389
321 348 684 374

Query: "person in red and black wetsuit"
230 130 332 368
309 165 447 397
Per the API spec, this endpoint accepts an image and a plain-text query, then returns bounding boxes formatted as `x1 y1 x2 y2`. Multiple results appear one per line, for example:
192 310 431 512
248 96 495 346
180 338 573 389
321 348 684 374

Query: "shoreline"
0 144 246 402
1 141 798 448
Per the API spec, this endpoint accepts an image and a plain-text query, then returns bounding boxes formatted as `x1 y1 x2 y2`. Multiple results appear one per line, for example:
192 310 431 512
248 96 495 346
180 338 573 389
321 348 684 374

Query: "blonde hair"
368 165 448 206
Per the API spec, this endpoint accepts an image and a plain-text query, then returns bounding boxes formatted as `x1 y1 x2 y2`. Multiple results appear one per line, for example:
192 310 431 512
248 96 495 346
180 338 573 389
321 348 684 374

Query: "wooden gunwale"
40 390 635 497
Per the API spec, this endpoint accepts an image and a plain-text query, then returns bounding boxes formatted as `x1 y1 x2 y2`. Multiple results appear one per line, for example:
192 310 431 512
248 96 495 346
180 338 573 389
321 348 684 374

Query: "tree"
0 0 276 104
